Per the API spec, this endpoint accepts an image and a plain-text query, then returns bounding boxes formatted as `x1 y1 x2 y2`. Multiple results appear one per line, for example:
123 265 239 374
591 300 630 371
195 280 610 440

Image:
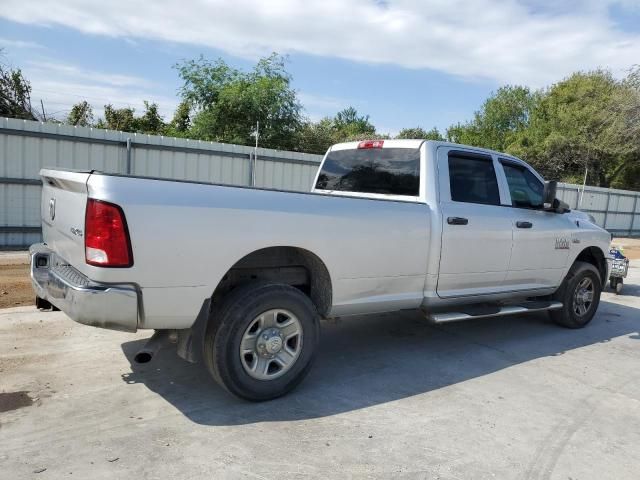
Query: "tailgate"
40 169 91 268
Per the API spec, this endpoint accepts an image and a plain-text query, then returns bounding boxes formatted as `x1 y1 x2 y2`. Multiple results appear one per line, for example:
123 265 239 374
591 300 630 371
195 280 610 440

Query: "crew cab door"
497 159 572 290
436 148 513 298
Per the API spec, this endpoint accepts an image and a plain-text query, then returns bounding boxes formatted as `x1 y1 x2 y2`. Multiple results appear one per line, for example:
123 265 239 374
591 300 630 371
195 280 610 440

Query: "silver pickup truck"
30 139 611 400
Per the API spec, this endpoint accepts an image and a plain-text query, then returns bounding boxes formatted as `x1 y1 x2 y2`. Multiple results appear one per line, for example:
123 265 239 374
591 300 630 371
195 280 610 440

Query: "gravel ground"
0 261 638 479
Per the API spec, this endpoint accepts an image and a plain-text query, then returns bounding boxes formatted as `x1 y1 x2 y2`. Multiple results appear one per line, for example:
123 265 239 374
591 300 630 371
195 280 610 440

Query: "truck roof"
329 139 522 161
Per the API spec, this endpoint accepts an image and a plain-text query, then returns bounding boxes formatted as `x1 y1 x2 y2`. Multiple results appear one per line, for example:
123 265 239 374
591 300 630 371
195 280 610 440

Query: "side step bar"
426 301 563 324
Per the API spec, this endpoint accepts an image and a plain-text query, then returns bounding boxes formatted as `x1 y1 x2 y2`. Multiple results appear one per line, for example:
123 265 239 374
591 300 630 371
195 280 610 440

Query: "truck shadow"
120 297 639 426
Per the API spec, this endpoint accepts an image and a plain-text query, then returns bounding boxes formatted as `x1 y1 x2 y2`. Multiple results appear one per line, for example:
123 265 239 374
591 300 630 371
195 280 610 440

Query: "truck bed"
40 169 431 329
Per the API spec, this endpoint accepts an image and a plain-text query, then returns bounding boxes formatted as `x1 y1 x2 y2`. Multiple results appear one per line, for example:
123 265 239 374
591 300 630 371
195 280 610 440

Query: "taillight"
85 199 133 267
357 140 384 149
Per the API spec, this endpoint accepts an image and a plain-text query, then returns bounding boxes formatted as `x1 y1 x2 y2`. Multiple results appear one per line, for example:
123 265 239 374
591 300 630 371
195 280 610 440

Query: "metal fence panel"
2 116 639 248
1 117 323 248
557 183 640 236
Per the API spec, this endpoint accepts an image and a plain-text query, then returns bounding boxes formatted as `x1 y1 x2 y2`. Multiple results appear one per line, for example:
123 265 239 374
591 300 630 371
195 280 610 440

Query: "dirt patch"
612 238 640 260
0 264 34 308
0 391 33 413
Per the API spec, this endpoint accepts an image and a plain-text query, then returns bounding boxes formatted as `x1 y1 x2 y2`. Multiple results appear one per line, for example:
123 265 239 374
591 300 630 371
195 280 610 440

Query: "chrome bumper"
30 243 139 332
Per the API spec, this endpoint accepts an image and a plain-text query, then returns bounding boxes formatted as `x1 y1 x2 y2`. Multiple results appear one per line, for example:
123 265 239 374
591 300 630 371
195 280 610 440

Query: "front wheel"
204 283 320 401
615 278 624 295
550 261 602 329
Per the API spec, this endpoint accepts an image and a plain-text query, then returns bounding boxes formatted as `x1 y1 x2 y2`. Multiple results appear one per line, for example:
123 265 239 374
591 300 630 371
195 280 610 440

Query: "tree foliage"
0 53 37 120
396 127 444 140
167 100 191 136
294 107 381 154
510 71 639 188
66 101 94 127
446 86 538 151
94 101 165 134
332 106 376 139
175 53 302 149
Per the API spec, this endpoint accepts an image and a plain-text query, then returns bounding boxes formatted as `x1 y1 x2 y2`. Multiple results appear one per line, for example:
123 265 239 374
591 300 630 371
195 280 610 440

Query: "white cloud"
0 37 44 50
297 92 354 120
2 0 640 86
21 60 178 121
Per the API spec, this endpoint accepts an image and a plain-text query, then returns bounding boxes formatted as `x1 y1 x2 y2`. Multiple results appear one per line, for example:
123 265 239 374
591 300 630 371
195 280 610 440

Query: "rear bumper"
29 243 139 332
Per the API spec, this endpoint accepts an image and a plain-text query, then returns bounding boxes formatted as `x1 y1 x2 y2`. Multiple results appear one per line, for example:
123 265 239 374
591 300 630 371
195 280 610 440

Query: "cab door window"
448 154 500 205
501 161 544 209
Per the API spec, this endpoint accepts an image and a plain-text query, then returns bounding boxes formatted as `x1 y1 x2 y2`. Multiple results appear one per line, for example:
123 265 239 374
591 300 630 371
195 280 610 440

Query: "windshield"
315 148 420 196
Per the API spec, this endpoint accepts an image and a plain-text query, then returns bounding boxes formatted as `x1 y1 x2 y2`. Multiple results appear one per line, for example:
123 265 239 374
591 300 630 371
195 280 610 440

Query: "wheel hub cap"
257 328 284 356
239 309 303 380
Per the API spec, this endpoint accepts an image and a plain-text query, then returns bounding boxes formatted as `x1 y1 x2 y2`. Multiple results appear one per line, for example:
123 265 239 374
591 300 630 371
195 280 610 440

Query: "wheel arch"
211 246 333 318
573 246 607 285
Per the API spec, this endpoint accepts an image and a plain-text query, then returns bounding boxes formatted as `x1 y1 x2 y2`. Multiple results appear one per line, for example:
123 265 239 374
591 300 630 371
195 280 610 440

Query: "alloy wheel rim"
573 277 594 317
239 309 303 380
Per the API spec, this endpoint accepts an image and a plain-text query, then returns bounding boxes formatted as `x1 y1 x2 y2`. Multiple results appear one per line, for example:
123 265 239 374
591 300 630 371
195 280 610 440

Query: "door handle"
447 216 469 225
516 221 533 229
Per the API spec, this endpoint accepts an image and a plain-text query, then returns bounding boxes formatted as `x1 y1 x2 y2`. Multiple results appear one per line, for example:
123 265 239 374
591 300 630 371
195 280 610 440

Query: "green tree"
294 118 337 154
134 101 165 134
510 70 638 187
95 101 165 134
396 127 444 140
168 100 191 134
0 52 36 120
66 101 94 126
97 104 136 131
332 106 376 139
446 86 539 151
175 53 302 149
609 66 640 189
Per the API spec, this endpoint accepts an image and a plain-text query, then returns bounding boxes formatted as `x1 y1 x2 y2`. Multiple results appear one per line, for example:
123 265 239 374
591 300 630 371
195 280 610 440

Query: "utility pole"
254 121 259 153
249 121 259 186
40 99 46 122
579 163 588 209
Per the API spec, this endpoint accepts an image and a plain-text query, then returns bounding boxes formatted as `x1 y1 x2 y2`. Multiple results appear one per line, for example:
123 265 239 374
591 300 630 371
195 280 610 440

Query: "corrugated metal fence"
0 117 323 248
556 183 640 237
1 116 639 248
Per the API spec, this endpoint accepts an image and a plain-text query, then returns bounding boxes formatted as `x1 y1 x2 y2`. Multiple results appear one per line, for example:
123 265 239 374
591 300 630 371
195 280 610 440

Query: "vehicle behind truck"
31 140 612 400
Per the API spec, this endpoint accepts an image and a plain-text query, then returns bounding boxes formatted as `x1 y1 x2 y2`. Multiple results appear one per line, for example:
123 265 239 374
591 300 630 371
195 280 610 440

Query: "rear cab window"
314 141 421 200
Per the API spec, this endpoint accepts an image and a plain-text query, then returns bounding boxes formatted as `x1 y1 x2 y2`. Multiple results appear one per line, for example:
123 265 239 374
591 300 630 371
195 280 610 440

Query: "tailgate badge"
49 198 56 221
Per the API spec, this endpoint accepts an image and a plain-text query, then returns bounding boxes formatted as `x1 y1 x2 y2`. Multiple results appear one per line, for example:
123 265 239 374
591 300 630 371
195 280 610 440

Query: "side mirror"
543 180 557 206
543 180 570 213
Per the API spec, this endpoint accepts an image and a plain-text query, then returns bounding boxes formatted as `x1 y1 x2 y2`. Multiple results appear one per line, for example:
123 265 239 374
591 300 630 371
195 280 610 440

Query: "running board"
426 301 563 324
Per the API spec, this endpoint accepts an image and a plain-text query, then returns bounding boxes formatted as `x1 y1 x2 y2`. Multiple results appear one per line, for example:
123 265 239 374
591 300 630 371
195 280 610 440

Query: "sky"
1 0 640 135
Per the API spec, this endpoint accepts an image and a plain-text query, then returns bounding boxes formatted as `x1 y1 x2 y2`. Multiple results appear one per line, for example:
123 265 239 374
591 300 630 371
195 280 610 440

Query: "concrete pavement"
1 263 639 479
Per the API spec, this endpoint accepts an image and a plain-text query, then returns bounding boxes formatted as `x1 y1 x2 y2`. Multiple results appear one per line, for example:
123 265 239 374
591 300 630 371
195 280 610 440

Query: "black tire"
204 283 320 401
550 261 602 329
615 279 623 295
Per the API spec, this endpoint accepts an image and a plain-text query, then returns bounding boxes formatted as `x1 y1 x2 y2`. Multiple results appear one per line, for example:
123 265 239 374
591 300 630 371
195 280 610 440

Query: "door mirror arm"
544 197 570 214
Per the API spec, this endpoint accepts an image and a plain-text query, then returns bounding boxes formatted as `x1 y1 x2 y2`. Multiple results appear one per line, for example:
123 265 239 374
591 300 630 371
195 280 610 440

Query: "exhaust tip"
134 352 153 364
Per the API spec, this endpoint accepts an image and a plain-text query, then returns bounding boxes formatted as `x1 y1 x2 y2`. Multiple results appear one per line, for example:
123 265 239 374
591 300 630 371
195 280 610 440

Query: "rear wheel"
204 283 320 401
550 261 602 329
